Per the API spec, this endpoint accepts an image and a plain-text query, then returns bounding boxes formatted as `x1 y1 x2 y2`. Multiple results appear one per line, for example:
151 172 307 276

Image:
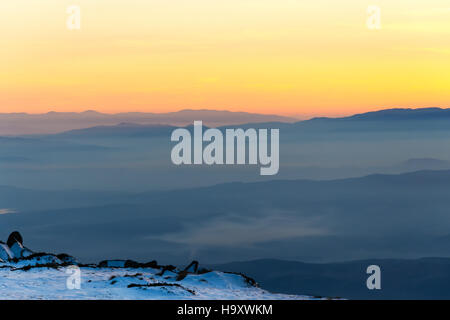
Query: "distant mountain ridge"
27 107 450 138
58 122 178 138
2 107 450 136
0 109 297 136
345 107 450 121
306 107 450 122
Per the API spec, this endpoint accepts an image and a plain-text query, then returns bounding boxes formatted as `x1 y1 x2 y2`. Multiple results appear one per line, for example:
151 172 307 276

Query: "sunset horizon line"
1 106 447 120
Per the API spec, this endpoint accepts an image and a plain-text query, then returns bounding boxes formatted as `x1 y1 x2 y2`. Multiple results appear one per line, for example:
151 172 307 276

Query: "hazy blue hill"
1 170 450 264
3 107 450 192
205 108 450 140
0 156 32 163
5 107 450 137
4 106 450 192
0 135 111 152
344 107 450 121
44 107 450 140
212 258 450 299
58 123 177 138
305 107 450 122
0 109 297 135
227 108 450 130
391 158 450 173
0 185 133 211
300 108 450 137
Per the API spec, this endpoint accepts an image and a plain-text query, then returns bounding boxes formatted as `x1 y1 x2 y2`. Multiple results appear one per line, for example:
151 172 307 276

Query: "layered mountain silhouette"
0 109 297 135
2 107 450 299
3 107 450 135
2 169 450 264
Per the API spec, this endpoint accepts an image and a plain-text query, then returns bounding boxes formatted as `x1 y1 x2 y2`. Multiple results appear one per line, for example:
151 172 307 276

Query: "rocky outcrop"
0 231 255 287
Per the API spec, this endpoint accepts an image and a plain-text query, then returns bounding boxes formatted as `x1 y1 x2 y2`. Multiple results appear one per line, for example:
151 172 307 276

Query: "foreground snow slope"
0 231 316 300
0 266 314 300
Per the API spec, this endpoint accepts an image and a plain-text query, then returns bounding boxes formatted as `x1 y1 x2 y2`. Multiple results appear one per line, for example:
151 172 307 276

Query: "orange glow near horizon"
0 0 449 118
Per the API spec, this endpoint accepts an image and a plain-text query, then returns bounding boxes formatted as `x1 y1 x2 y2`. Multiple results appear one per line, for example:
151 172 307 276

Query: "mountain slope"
213 258 450 300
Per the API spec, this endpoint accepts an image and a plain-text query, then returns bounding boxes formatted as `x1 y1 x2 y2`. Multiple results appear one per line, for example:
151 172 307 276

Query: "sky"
0 0 449 118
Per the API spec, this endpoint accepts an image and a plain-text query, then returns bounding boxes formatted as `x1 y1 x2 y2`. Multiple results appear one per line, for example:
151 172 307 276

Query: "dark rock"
7 231 23 248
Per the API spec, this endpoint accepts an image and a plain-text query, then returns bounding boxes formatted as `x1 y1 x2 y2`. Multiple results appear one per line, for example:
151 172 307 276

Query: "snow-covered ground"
0 266 314 300
0 231 317 300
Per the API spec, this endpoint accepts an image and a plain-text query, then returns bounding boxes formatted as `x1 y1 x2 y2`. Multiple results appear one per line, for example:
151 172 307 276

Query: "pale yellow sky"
0 0 449 117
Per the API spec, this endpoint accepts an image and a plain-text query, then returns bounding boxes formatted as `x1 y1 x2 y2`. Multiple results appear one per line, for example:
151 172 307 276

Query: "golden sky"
0 0 449 117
